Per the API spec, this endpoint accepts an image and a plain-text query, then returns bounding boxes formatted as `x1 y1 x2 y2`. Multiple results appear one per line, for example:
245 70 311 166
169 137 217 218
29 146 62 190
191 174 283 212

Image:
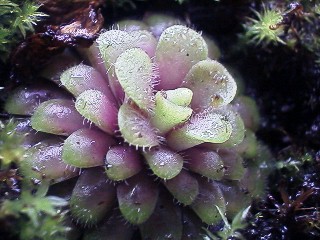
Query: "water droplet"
31 178 41 185
106 164 113 169
165 234 173 239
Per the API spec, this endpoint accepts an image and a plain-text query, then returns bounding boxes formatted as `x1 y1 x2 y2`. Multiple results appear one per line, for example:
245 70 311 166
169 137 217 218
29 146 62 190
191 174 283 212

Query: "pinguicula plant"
4 13 271 239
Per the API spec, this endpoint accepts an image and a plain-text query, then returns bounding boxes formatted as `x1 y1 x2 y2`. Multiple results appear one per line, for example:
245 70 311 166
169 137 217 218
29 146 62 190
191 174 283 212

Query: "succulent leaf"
163 169 199 205
191 179 226 225
183 59 237 110
209 107 245 148
143 147 184 180
62 128 115 168
97 30 134 101
115 48 155 112
184 147 225 180
77 42 109 80
117 174 159 224
233 129 258 158
219 149 245 181
75 90 118 135
70 168 116 225
60 63 115 101
165 87 193 106
97 30 133 70
129 30 157 57
155 25 208 90
118 103 159 148
151 89 193 134
31 99 88 136
218 181 251 219
232 96 260 131
20 139 79 184
5 84 70 116
105 146 143 181
167 109 232 151
143 13 182 38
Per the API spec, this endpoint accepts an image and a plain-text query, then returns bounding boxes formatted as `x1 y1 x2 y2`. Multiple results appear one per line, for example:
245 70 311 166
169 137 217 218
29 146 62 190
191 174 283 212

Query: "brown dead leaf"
10 0 104 84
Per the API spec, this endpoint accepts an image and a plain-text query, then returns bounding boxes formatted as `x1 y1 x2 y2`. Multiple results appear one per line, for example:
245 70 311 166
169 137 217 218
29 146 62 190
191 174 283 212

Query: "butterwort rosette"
5 13 272 239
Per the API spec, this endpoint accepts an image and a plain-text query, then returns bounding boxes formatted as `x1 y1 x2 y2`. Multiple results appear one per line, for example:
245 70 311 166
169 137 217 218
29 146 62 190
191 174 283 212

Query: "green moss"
0 0 47 61
243 5 285 46
0 120 24 167
0 189 69 240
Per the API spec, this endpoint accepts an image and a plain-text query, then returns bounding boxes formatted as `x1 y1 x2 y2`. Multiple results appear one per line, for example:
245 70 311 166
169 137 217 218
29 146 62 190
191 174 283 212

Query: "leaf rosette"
5 13 270 238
